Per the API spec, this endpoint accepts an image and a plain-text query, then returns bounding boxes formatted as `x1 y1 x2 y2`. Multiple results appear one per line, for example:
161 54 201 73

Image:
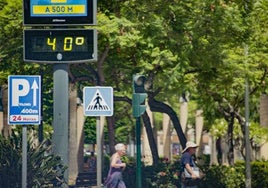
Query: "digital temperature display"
23 29 97 63
32 36 88 52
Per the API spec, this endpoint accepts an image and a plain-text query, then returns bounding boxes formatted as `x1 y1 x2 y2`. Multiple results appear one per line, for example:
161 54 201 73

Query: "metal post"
136 117 142 188
52 63 69 185
22 125 27 188
245 46 251 188
245 79 251 188
38 66 43 143
96 116 102 187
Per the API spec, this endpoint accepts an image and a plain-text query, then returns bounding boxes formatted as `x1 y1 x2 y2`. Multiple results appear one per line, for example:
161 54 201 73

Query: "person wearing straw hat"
180 141 200 188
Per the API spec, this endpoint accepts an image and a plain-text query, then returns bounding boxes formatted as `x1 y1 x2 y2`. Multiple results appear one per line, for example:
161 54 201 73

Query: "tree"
186 0 268 164
62 0 268 165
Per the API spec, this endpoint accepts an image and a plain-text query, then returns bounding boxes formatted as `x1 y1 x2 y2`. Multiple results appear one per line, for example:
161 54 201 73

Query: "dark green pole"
136 116 142 188
132 74 147 188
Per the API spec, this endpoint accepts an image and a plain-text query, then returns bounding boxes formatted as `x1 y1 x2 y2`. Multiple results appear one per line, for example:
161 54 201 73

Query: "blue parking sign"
8 75 41 125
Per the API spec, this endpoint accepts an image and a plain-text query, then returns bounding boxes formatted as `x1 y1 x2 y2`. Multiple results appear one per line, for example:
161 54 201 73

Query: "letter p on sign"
12 79 30 106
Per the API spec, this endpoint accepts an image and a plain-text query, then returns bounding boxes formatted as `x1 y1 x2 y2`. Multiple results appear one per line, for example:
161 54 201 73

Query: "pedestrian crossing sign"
83 86 113 116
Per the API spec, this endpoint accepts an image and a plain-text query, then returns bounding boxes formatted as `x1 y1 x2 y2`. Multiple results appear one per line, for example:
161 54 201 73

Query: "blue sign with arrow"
8 75 41 125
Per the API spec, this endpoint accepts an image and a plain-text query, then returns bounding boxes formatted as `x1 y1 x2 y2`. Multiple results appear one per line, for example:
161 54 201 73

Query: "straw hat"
182 141 198 153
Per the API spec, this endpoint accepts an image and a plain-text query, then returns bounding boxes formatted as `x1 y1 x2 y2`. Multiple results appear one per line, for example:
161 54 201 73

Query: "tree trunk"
216 137 223 165
142 111 159 165
148 96 187 149
227 112 235 165
107 116 116 154
69 83 79 183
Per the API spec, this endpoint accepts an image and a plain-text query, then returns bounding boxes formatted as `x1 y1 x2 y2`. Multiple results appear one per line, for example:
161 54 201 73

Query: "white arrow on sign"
31 79 39 106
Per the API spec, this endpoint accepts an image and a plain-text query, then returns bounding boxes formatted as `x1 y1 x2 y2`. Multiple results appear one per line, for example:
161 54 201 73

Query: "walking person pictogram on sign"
83 87 113 116
87 90 110 111
93 93 103 110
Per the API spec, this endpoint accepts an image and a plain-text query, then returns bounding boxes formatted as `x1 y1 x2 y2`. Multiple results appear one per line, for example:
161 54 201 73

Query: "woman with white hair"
104 143 127 188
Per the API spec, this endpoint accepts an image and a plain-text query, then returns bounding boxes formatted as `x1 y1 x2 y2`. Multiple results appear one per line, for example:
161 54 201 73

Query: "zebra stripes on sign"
86 89 110 111
83 86 113 116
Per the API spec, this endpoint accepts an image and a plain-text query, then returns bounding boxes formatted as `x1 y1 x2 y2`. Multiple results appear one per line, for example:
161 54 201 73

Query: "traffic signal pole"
136 116 142 188
132 74 147 188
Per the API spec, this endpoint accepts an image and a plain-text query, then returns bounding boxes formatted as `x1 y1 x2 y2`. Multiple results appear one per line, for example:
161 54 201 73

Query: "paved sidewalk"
70 171 97 188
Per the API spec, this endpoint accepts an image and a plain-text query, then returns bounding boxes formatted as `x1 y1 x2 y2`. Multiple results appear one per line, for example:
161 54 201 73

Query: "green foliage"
202 161 268 188
104 154 268 188
84 117 97 144
27 141 67 187
0 132 67 187
210 119 228 138
0 0 40 82
95 0 268 147
210 119 268 150
251 161 268 187
0 133 20 187
103 154 111 180
121 155 136 187
250 122 268 146
143 158 180 188
202 164 245 188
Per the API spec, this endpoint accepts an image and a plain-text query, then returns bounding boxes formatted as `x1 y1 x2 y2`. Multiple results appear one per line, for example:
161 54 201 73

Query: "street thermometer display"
24 29 97 63
35 36 87 52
